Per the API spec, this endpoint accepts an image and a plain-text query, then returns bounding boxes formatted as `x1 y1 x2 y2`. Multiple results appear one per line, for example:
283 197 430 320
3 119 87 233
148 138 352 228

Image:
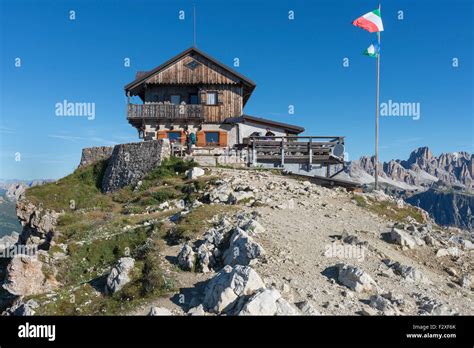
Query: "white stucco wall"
236 122 287 144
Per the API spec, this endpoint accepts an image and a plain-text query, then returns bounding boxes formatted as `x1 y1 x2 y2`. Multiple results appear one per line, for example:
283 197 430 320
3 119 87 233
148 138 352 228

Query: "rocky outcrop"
203 265 265 314
16 200 60 249
101 139 170 193
177 212 265 272
3 298 39 316
79 146 113 168
3 253 60 296
105 257 135 294
6 184 26 201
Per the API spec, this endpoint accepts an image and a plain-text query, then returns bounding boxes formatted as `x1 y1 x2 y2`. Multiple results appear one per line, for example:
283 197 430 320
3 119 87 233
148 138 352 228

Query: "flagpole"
374 3 381 190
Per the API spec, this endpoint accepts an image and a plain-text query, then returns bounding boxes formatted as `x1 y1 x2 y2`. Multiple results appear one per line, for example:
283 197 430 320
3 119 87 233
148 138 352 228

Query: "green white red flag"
352 9 384 33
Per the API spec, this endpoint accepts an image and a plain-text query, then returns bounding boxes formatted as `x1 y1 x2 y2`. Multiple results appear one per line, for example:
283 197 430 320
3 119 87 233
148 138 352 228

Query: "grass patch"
353 194 424 223
26 160 112 211
166 204 237 244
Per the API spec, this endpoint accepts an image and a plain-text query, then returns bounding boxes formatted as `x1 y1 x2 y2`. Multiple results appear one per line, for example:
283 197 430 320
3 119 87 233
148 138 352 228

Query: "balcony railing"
127 103 203 120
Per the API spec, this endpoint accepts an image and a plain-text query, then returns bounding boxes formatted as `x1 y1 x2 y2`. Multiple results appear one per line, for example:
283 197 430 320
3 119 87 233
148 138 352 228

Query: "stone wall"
101 139 170 193
79 146 114 168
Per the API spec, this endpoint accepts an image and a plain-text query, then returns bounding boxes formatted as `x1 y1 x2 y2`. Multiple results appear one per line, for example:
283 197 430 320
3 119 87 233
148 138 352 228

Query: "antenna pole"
193 4 197 47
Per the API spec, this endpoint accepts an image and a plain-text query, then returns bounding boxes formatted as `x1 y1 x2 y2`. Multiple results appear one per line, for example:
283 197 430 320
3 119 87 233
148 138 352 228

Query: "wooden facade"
125 47 255 126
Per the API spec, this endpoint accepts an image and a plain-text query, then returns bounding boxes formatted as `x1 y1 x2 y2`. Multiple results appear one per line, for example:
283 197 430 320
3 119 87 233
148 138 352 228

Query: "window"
189 94 198 105
168 131 182 143
205 132 220 145
170 95 181 105
206 92 217 105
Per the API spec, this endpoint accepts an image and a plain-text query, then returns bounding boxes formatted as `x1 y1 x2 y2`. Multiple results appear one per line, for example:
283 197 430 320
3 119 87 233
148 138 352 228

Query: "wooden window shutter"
218 131 228 147
157 130 167 139
196 131 206 147
217 91 224 105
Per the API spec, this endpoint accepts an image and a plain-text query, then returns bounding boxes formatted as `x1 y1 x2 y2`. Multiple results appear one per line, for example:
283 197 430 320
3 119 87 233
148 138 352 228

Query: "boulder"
177 243 195 271
238 288 298 316
336 264 378 293
187 167 205 180
388 228 424 249
222 228 265 266
208 184 233 203
203 265 265 314
196 242 215 273
105 257 135 294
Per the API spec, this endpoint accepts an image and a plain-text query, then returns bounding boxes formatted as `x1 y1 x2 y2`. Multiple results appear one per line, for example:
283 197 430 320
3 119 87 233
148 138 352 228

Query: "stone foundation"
79 146 114 168
101 139 170 193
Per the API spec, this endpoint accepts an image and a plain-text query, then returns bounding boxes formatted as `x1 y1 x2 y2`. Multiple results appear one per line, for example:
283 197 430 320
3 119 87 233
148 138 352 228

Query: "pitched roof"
224 114 305 134
124 46 256 96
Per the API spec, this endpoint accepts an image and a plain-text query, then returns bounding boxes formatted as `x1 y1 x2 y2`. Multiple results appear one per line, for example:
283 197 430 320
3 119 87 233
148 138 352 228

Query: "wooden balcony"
127 103 204 121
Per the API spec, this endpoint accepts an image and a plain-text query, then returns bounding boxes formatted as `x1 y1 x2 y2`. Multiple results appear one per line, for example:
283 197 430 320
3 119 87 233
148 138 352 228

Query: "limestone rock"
4 299 39 316
177 243 195 271
222 228 265 266
187 167 205 180
238 288 298 316
105 257 135 294
336 264 378 293
3 254 59 296
388 227 425 249
203 265 265 314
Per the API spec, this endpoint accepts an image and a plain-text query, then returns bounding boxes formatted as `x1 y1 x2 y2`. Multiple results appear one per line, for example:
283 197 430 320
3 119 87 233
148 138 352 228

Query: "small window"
189 94 198 105
170 95 181 105
206 92 217 105
205 131 220 145
168 131 182 143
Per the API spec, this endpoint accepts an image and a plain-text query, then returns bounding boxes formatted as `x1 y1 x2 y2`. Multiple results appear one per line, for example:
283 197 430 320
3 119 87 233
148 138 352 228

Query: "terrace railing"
127 103 204 120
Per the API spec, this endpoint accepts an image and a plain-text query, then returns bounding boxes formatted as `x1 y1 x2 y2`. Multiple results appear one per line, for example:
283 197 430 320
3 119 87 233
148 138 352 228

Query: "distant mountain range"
342 147 473 192
340 147 473 230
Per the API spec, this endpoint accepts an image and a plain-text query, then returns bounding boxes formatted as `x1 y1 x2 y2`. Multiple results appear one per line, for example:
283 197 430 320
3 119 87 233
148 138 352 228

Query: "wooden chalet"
124 47 305 148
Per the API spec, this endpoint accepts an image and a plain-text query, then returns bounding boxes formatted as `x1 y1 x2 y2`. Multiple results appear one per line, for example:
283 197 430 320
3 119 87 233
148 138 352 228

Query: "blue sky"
0 0 472 180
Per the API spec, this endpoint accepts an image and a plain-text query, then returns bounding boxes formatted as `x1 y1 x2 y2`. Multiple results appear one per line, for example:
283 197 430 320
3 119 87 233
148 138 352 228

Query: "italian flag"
353 9 384 33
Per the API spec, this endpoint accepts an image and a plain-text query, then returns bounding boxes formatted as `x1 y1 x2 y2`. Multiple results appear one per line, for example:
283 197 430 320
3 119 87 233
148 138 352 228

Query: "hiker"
186 130 196 154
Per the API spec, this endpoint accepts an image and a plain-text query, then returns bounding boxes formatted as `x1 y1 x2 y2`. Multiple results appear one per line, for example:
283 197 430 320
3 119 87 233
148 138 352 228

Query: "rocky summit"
0 153 472 317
